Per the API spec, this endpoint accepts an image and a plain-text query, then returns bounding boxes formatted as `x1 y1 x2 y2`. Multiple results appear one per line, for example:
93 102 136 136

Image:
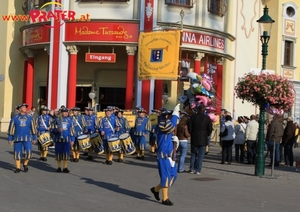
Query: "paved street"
0 132 299 212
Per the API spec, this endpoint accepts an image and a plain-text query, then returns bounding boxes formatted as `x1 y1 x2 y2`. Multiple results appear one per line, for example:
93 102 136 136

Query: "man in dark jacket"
267 115 284 166
282 117 296 166
188 104 212 174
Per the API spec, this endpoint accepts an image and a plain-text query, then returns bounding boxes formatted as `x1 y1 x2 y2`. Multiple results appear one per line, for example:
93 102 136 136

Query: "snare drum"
38 132 53 147
108 137 122 152
119 133 136 155
90 133 104 154
78 134 91 150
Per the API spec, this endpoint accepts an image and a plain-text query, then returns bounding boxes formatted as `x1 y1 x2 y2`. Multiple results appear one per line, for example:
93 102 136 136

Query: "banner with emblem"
138 30 181 80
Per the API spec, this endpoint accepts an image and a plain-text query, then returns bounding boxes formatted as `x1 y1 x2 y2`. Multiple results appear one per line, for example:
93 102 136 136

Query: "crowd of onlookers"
219 109 299 167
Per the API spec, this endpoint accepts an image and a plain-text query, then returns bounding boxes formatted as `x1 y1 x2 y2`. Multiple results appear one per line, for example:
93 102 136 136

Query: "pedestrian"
293 122 299 148
245 115 259 164
150 104 180 206
7 103 37 173
234 116 246 163
176 113 190 173
282 116 296 166
266 115 284 167
188 104 212 173
220 115 235 164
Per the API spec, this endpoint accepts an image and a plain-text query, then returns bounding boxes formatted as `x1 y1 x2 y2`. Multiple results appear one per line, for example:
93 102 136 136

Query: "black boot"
150 187 160 201
23 165 28 172
162 199 174 206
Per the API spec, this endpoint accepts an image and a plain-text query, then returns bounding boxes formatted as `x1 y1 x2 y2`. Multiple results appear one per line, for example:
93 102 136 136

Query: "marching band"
7 102 182 206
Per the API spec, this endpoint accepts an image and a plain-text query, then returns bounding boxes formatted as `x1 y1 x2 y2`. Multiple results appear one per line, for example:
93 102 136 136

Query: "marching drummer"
71 107 86 162
115 109 131 162
83 107 99 160
36 106 52 161
133 107 152 160
99 106 121 165
52 107 75 173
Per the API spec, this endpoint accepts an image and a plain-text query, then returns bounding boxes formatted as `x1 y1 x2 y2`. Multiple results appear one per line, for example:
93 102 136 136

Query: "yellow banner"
138 30 181 80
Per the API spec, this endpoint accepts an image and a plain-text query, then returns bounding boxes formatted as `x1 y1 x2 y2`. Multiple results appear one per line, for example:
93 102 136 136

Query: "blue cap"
71 107 81 111
41 106 49 111
61 107 69 112
16 103 28 110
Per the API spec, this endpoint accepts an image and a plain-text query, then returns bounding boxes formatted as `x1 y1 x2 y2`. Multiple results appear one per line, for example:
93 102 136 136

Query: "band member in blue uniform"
52 107 75 173
133 107 152 160
149 109 161 154
99 107 120 165
150 104 180 206
115 109 131 162
83 107 99 160
71 107 86 162
7 103 37 173
36 106 52 161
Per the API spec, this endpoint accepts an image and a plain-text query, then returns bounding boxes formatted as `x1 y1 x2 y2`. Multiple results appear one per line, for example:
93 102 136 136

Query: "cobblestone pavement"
0 132 299 212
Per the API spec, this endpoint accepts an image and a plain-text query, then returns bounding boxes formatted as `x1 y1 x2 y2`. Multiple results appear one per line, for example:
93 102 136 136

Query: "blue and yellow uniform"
99 108 121 164
150 105 180 206
36 107 52 161
52 108 75 173
149 109 161 154
71 107 86 162
133 108 152 159
83 107 99 160
7 103 37 173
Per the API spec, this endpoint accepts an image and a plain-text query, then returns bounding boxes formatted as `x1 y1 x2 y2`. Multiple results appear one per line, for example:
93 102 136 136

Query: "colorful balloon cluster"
265 103 284 115
179 72 217 122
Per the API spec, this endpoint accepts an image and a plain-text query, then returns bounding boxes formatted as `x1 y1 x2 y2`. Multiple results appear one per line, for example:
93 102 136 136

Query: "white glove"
172 136 179 150
172 104 180 118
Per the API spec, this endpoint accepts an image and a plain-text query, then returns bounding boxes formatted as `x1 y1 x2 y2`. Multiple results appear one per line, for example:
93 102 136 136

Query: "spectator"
188 104 212 174
245 115 259 164
293 122 299 148
220 115 235 164
176 114 190 173
267 115 284 167
234 116 246 163
282 116 296 166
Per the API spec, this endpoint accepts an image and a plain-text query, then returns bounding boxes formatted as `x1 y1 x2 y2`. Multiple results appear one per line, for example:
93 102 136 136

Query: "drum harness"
40 116 48 135
73 116 83 134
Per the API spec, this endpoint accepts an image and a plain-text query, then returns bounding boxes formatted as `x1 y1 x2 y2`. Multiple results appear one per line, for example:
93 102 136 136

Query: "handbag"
219 126 228 137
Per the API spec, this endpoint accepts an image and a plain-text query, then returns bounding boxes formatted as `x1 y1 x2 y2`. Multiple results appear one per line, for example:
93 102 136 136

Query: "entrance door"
76 87 93 111
99 87 125 110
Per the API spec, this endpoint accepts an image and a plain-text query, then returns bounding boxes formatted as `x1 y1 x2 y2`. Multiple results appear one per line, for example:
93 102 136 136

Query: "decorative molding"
126 46 137 55
217 57 224 64
23 49 36 58
66 45 79 54
194 52 205 61
240 0 258 38
145 0 153 21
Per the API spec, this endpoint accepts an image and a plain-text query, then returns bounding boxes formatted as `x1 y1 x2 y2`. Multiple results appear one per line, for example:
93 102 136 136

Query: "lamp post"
177 8 185 95
255 6 275 177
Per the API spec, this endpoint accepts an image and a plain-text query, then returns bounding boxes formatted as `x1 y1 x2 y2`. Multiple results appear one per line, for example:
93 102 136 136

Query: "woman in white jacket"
220 115 236 164
234 117 246 163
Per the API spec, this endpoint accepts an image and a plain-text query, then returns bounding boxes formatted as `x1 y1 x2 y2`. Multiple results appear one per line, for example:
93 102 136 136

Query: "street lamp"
255 6 275 177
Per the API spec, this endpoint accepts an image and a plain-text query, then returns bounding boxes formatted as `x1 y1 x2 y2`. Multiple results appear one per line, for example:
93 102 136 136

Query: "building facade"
0 0 299 132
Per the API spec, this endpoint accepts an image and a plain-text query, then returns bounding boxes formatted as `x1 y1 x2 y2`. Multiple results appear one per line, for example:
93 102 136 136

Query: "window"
284 40 294 66
207 0 227 17
165 0 194 8
99 87 125 109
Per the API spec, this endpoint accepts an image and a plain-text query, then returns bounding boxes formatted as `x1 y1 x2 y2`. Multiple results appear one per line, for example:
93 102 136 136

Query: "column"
194 52 205 75
216 57 224 115
66 45 79 108
22 53 28 103
44 45 50 106
154 80 163 109
24 49 35 109
125 46 137 109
